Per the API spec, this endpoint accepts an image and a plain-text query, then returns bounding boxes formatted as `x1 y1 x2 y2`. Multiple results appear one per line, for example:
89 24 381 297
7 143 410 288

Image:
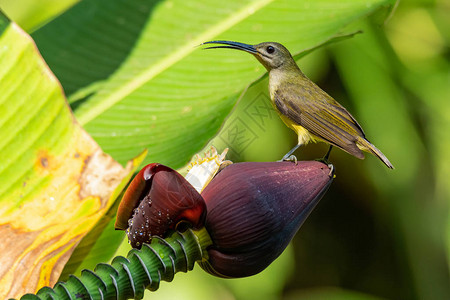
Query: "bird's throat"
268 68 302 99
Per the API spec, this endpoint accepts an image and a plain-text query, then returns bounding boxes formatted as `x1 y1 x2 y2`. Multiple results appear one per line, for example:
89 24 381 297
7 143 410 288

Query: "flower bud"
198 161 333 278
115 163 206 248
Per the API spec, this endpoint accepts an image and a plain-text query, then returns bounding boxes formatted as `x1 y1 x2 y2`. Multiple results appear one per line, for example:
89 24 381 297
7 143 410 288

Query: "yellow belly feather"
278 113 316 145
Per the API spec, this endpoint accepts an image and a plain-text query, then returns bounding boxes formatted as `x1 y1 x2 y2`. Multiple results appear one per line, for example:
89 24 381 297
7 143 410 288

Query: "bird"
202 40 394 169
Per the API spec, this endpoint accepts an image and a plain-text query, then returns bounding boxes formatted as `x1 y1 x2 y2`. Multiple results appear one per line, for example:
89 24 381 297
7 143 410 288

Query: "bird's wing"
273 81 365 158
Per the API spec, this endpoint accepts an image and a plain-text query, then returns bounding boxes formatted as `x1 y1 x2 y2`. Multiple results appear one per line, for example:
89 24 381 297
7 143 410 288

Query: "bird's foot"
278 155 298 164
315 157 334 176
326 163 334 177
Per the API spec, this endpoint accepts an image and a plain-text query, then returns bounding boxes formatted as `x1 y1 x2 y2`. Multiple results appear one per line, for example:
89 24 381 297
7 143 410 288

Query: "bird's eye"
266 46 275 54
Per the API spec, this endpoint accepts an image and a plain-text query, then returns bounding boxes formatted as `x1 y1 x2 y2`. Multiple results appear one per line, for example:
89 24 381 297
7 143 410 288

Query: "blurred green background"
1 0 449 299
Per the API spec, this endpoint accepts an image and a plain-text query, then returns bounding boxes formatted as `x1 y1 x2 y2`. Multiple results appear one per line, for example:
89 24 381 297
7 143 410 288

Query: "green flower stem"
20 228 212 300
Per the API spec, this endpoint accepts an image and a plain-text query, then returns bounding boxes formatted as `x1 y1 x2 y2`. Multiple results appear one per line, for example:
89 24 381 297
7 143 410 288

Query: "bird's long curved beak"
202 40 257 54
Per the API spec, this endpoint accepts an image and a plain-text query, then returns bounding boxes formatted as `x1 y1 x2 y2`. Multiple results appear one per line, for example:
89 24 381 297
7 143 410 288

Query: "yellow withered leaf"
0 15 144 298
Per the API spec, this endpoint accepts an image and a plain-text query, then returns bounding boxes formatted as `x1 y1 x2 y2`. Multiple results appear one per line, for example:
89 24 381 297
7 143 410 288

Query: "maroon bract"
115 163 206 248
199 161 333 277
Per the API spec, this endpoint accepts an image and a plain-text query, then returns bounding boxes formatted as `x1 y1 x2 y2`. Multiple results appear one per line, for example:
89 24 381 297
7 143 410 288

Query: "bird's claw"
327 163 334 177
314 157 334 176
278 155 298 164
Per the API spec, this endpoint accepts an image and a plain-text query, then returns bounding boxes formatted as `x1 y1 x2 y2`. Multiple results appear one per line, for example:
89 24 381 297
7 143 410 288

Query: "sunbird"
202 41 394 169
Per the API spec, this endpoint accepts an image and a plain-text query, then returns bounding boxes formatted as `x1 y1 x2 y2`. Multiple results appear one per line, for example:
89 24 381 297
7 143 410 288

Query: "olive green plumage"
203 40 393 169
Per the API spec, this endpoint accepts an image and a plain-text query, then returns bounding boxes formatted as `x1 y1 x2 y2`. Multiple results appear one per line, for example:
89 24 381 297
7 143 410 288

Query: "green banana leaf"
32 0 396 168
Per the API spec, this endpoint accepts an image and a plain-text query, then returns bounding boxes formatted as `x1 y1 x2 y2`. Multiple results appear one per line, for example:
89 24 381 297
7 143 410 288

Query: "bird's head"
202 41 297 72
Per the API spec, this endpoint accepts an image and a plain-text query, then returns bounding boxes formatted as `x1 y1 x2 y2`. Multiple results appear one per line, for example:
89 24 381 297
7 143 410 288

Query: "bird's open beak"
202 40 257 54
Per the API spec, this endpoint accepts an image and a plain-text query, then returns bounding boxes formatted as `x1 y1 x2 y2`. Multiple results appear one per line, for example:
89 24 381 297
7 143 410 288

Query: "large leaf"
0 13 140 298
32 0 395 167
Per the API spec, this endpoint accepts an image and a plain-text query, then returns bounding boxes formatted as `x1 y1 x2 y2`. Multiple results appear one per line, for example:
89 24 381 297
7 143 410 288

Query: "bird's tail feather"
357 138 394 169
